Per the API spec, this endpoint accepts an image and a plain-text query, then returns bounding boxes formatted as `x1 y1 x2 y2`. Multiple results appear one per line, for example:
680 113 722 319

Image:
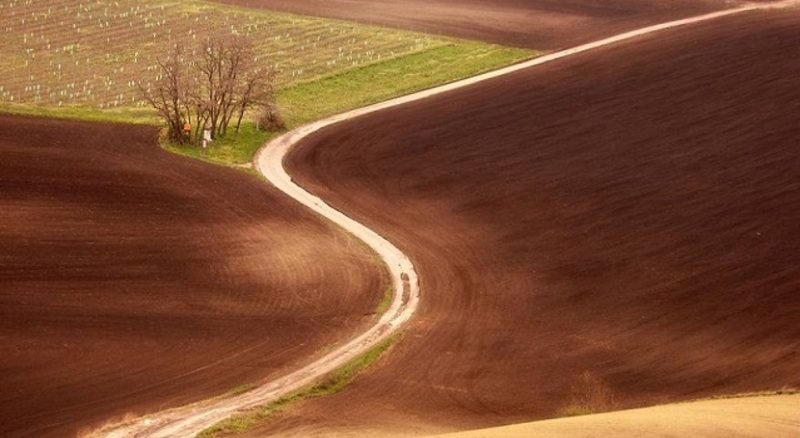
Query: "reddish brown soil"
246 9 800 436
212 0 741 49
0 115 385 438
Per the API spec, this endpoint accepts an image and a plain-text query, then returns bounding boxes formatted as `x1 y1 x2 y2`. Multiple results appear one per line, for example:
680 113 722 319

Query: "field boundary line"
92 1 795 436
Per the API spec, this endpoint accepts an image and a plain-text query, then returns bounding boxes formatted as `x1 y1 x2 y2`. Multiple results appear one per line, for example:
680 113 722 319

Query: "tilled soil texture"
212 0 739 49
256 9 800 436
0 115 384 438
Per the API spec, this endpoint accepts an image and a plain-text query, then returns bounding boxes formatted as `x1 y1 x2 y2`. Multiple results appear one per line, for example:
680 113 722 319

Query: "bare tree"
233 59 276 134
192 34 276 139
140 33 280 146
138 46 187 144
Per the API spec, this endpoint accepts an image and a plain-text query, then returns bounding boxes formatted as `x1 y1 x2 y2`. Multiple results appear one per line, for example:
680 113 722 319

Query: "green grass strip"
197 334 400 437
279 42 533 127
0 103 157 125
374 284 394 315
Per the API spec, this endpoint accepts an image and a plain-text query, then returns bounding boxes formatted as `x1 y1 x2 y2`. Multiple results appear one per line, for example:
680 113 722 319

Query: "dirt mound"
0 115 384 437
239 8 800 436
211 0 738 49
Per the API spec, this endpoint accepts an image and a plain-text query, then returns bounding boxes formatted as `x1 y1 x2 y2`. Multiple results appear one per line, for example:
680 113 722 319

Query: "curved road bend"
94 1 798 436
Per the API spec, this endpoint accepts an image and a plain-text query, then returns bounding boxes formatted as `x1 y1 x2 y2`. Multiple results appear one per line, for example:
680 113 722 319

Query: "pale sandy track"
91 1 798 437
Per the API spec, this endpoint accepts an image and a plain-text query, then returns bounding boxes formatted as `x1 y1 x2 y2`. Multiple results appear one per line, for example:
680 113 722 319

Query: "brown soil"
212 0 743 49
0 115 384 438
244 8 800 437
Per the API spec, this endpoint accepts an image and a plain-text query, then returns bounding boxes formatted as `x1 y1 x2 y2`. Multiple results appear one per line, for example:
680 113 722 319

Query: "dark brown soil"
0 115 384 438
212 0 739 49
246 9 800 436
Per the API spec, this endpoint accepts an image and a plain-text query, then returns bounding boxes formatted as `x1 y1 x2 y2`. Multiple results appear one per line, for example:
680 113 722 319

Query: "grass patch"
279 42 533 127
307 334 397 396
374 284 394 315
163 122 274 166
197 334 400 437
0 102 157 124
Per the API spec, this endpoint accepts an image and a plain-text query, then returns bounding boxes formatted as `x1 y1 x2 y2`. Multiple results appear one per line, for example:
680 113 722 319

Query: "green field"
0 0 533 163
0 0 445 108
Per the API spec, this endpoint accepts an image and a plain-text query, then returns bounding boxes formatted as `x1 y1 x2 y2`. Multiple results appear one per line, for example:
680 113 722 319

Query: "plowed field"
212 0 738 49
245 8 800 436
0 115 384 437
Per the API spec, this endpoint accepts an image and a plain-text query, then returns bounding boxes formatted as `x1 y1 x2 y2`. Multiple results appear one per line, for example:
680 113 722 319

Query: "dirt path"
93 1 798 437
270 3 800 435
91 103 424 438
0 115 384 438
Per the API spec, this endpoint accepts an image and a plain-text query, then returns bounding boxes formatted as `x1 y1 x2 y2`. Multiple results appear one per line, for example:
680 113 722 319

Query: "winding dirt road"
267 3 800 436
0 114 385 438
93 1 799 436
92 91 425 438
